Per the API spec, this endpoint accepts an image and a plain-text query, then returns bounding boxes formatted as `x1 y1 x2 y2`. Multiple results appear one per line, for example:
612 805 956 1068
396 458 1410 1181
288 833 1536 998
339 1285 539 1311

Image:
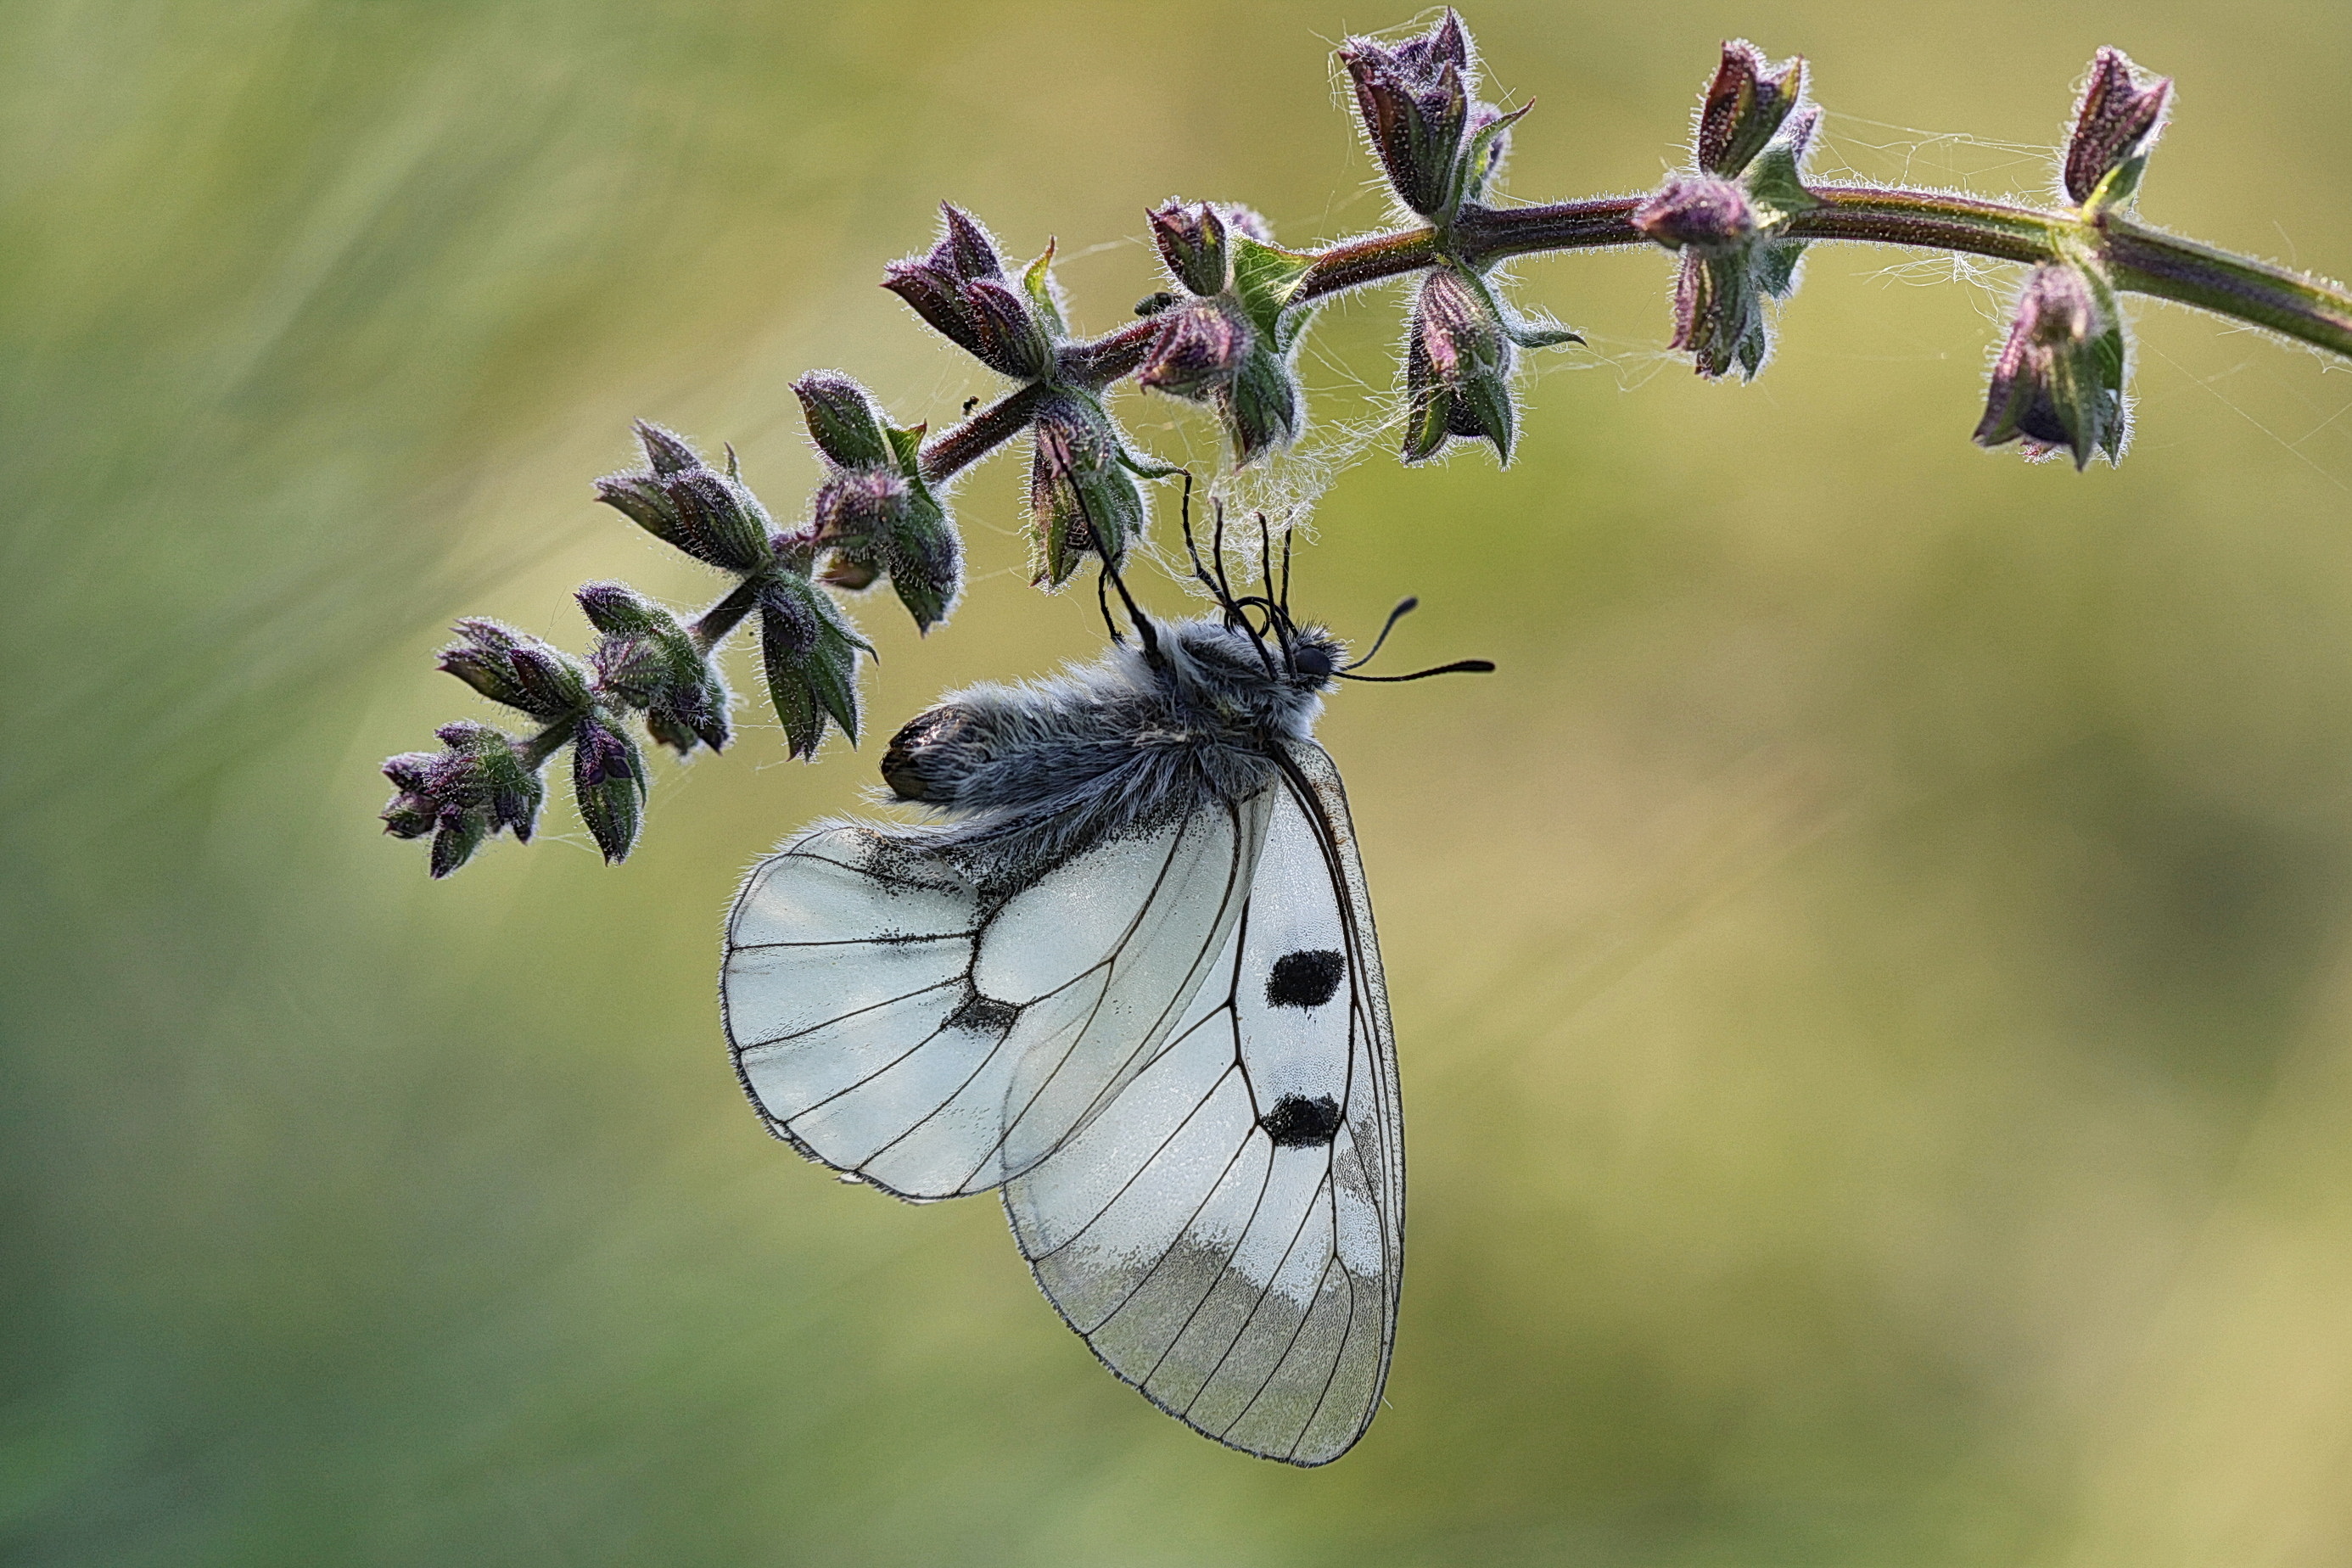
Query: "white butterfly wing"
722 792 1270 1201
1003 742 1403 1465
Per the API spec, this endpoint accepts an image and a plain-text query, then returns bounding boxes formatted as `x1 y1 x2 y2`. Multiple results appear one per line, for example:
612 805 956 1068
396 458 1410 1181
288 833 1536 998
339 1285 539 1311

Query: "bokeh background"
9 0 2352 1562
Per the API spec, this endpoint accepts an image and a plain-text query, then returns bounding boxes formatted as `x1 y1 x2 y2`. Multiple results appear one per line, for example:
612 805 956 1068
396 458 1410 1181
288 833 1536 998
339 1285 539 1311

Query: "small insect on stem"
962 396 979 416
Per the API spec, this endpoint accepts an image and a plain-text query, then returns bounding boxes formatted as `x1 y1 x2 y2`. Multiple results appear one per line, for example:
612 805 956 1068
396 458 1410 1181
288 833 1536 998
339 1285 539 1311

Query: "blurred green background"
8 0 2352 1562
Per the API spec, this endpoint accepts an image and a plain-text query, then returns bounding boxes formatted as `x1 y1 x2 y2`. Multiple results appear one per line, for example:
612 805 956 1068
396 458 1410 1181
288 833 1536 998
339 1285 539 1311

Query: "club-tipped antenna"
1346 596 1420 670
1336 658 1497 683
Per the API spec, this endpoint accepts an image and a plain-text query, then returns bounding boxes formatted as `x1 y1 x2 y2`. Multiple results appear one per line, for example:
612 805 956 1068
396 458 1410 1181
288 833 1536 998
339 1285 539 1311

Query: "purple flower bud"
805 455 961 633
1403 267 1516 464
571 715 645 863
939 202 1000 277
1219 206 1274 244
2064 48 2171 208
1028 395 1145 588
1139 299 1247 400
380 720 548 876
594 423 776 574
1149 199 1230 297
882 204 1058 379
1667 250 1771 379
792 372 896 470
959 278 1055 380
437 619 591 722
574 580 661 638
1341 11 1481 216
633 421 700 477
1695 41 1805 177
575 584 732 757
758 579 820 659
664 468 773 574
812 468 910 543
1632 176 1756 250
757 572 869 759
1974 261 2128 468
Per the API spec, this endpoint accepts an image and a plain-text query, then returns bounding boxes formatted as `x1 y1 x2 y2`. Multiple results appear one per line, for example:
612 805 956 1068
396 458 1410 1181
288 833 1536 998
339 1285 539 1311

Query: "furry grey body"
876 615 1342 877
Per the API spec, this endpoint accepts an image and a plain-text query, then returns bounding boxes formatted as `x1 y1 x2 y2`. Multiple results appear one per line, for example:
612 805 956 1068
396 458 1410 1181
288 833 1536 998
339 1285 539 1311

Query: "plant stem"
690 577 765 654
895 186 2352 491
2099 215 2352 359
917 383 1047 484
518 721 576 770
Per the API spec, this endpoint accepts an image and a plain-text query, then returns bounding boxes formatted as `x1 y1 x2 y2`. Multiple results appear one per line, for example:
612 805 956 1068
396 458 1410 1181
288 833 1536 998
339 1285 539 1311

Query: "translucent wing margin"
1003 741 1403 1465
721 795 1269 1201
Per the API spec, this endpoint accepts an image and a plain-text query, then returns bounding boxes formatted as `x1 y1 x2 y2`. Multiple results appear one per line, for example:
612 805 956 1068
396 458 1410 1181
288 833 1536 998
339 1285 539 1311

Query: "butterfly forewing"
1003 742 1402 1465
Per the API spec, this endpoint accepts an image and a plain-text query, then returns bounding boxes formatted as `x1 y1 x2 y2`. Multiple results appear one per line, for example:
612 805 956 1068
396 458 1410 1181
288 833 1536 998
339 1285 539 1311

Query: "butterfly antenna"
1075 488 1157 661
1179 473 1229 606
1279 524 1295 622
1345 596 1420 669
1248 512 1298 674
1336 658 1497 683
1095 568 1123 646
1211 500 1238 610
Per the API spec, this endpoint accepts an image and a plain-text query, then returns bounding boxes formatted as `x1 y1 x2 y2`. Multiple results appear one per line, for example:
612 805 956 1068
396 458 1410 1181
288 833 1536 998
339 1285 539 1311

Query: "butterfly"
720 503 1488 1464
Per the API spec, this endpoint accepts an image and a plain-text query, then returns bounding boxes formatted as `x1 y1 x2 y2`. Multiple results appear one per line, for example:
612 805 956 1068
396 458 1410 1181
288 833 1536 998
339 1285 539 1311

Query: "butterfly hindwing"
722 794 1267 1201
1003 742 1402 1465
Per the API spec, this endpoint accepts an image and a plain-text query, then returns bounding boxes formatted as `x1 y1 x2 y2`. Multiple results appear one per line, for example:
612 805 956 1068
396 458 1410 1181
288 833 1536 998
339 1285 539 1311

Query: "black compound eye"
1258 1094 1343 1147
1291 642 1336 680
1267 949 1345 1009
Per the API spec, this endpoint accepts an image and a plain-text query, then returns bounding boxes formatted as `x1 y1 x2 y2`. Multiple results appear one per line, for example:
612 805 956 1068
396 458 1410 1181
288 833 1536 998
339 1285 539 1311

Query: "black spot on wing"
1266 949 1344 1010
945 988 1021 1036
1258 1094 1342 1148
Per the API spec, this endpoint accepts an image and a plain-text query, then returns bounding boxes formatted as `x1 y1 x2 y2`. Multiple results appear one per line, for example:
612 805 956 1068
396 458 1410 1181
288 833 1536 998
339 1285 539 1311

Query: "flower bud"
1974 261 2127 469
1341 11 1482 217
594 423 775 574
574 580 661 638
571 714 646 864
1653 53 1817 383
1632 176 1756 250
1149 200 1231 297
1669 251 1769 380
1139 299 1246 400
757 571 871 759
810 468 962 633
1226 348 1303 467
380 720 547 877
793 372 898 469
882 204 1058 379
1696 42 1804 178
794 373 963 633
2064 48 2170 210
1403 267 1516 464
577 582 732 757
438 619 592 722
1028 395 1145 587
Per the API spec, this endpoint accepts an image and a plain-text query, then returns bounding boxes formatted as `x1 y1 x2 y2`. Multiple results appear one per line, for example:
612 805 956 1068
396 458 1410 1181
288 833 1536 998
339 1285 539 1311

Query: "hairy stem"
690 577 765 654
888 190 2352 491
2100 215 2352 359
